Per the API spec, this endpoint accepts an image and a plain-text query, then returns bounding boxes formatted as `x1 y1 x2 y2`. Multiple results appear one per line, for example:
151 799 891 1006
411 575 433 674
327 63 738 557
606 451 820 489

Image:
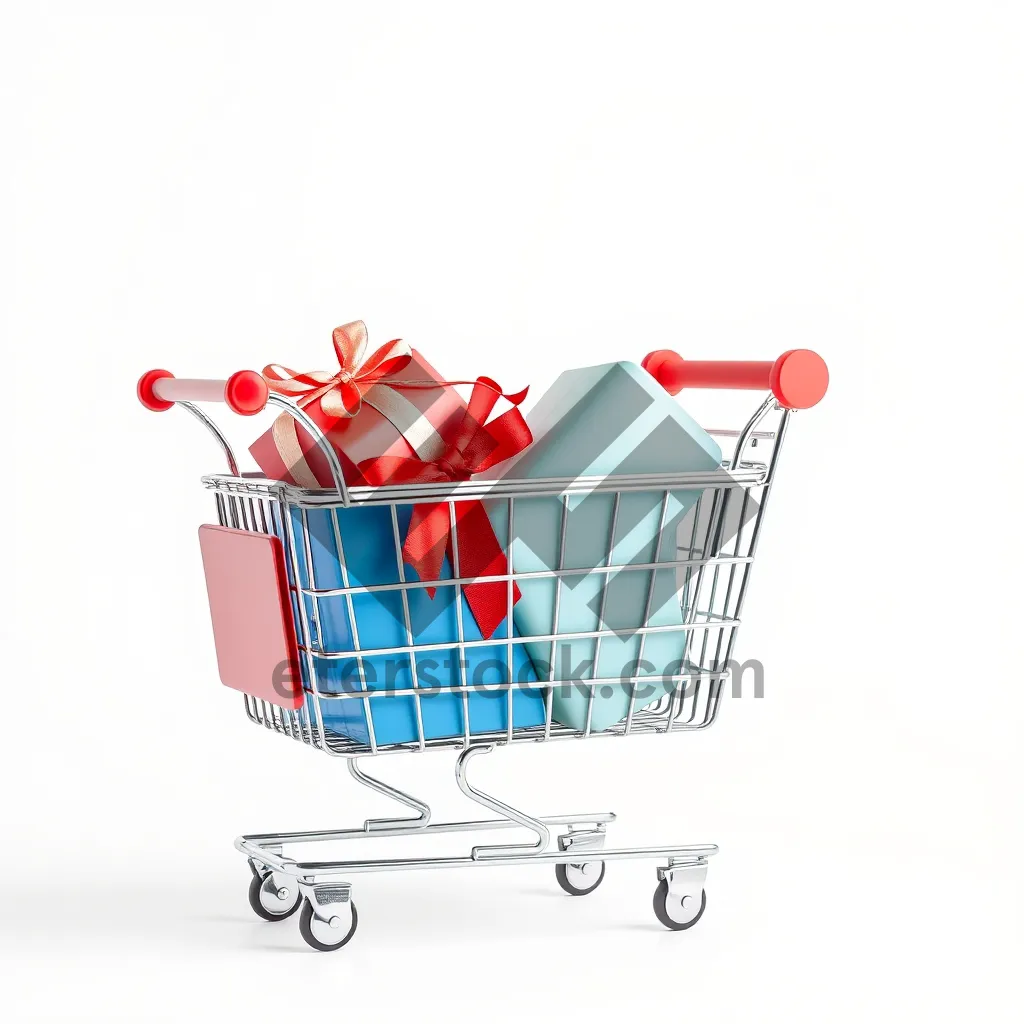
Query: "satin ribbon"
264 322 448 487
357 378 533 641
264 321 412 419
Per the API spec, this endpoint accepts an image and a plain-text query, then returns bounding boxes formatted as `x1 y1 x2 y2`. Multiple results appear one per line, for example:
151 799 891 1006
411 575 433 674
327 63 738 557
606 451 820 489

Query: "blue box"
485 361 723 733
286 503 546 746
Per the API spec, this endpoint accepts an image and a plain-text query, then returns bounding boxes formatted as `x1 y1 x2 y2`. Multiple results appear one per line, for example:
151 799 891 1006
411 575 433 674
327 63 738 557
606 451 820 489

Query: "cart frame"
138 347 826 949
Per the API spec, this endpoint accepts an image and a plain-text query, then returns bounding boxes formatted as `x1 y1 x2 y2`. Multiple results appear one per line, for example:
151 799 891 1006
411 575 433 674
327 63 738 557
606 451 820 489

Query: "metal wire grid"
205 417 784 758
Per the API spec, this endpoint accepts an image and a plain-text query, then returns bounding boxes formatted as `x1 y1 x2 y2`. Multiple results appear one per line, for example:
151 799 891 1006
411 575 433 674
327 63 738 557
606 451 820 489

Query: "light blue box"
486 361 722 732
286 503 546 746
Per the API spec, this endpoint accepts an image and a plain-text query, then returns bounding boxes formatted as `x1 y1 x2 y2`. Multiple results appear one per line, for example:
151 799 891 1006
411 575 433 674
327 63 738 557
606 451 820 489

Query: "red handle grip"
641 348 828 410
137 369 269 415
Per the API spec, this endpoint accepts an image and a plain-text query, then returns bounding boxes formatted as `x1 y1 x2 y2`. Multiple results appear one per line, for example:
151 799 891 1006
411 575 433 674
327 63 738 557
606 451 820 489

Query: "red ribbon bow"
263 321 412 418
358 378 533 640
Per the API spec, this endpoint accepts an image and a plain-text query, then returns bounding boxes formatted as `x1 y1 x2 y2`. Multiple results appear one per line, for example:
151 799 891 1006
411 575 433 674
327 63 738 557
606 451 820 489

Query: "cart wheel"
555 860 606 896
248 872 301 922
652 878 706 931
299 899 359 952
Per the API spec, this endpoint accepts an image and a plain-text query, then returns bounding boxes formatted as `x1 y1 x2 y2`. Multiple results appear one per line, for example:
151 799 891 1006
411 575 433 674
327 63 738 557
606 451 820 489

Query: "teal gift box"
485 361 723 732
286 503 547 746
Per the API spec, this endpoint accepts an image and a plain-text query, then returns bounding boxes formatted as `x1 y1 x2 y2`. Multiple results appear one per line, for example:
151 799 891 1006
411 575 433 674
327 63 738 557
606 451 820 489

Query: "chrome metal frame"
167 385 794 947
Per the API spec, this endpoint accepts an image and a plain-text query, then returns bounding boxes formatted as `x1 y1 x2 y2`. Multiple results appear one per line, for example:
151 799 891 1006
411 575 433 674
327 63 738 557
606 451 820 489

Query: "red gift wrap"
249 323 466 490
249 322 532 640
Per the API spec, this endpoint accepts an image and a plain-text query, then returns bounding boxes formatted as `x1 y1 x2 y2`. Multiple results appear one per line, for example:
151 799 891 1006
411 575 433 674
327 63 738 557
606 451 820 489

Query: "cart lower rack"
138 346 827 950
239 751 717 948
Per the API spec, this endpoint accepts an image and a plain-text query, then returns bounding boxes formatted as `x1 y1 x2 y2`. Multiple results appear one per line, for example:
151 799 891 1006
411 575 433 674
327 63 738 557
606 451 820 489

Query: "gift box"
249 323 467 491
286 503 546 746
252 322 547 745
485 360 724 733
250 321 534 642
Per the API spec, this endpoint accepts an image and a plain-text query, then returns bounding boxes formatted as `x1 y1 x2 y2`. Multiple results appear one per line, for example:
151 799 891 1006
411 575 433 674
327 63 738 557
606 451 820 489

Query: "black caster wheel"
652 878 706 931
248 872 301 922
299 899 359 951
555 860 606 896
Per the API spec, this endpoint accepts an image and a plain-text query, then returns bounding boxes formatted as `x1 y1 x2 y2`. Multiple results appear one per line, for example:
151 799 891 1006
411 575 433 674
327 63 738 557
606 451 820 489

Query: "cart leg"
455 743 552 859
348 757 431 832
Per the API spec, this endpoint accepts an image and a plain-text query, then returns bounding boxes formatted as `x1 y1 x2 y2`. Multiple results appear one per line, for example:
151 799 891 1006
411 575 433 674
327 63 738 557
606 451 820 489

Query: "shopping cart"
138 347 827 951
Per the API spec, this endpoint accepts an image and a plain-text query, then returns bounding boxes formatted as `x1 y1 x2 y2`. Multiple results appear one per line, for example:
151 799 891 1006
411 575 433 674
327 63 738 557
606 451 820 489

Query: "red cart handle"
137 369 269 415
641 348 828 410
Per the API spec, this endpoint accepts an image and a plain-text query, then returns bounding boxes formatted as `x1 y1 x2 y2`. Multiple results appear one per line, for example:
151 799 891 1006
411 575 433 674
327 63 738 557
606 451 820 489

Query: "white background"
3 2 1022 1021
